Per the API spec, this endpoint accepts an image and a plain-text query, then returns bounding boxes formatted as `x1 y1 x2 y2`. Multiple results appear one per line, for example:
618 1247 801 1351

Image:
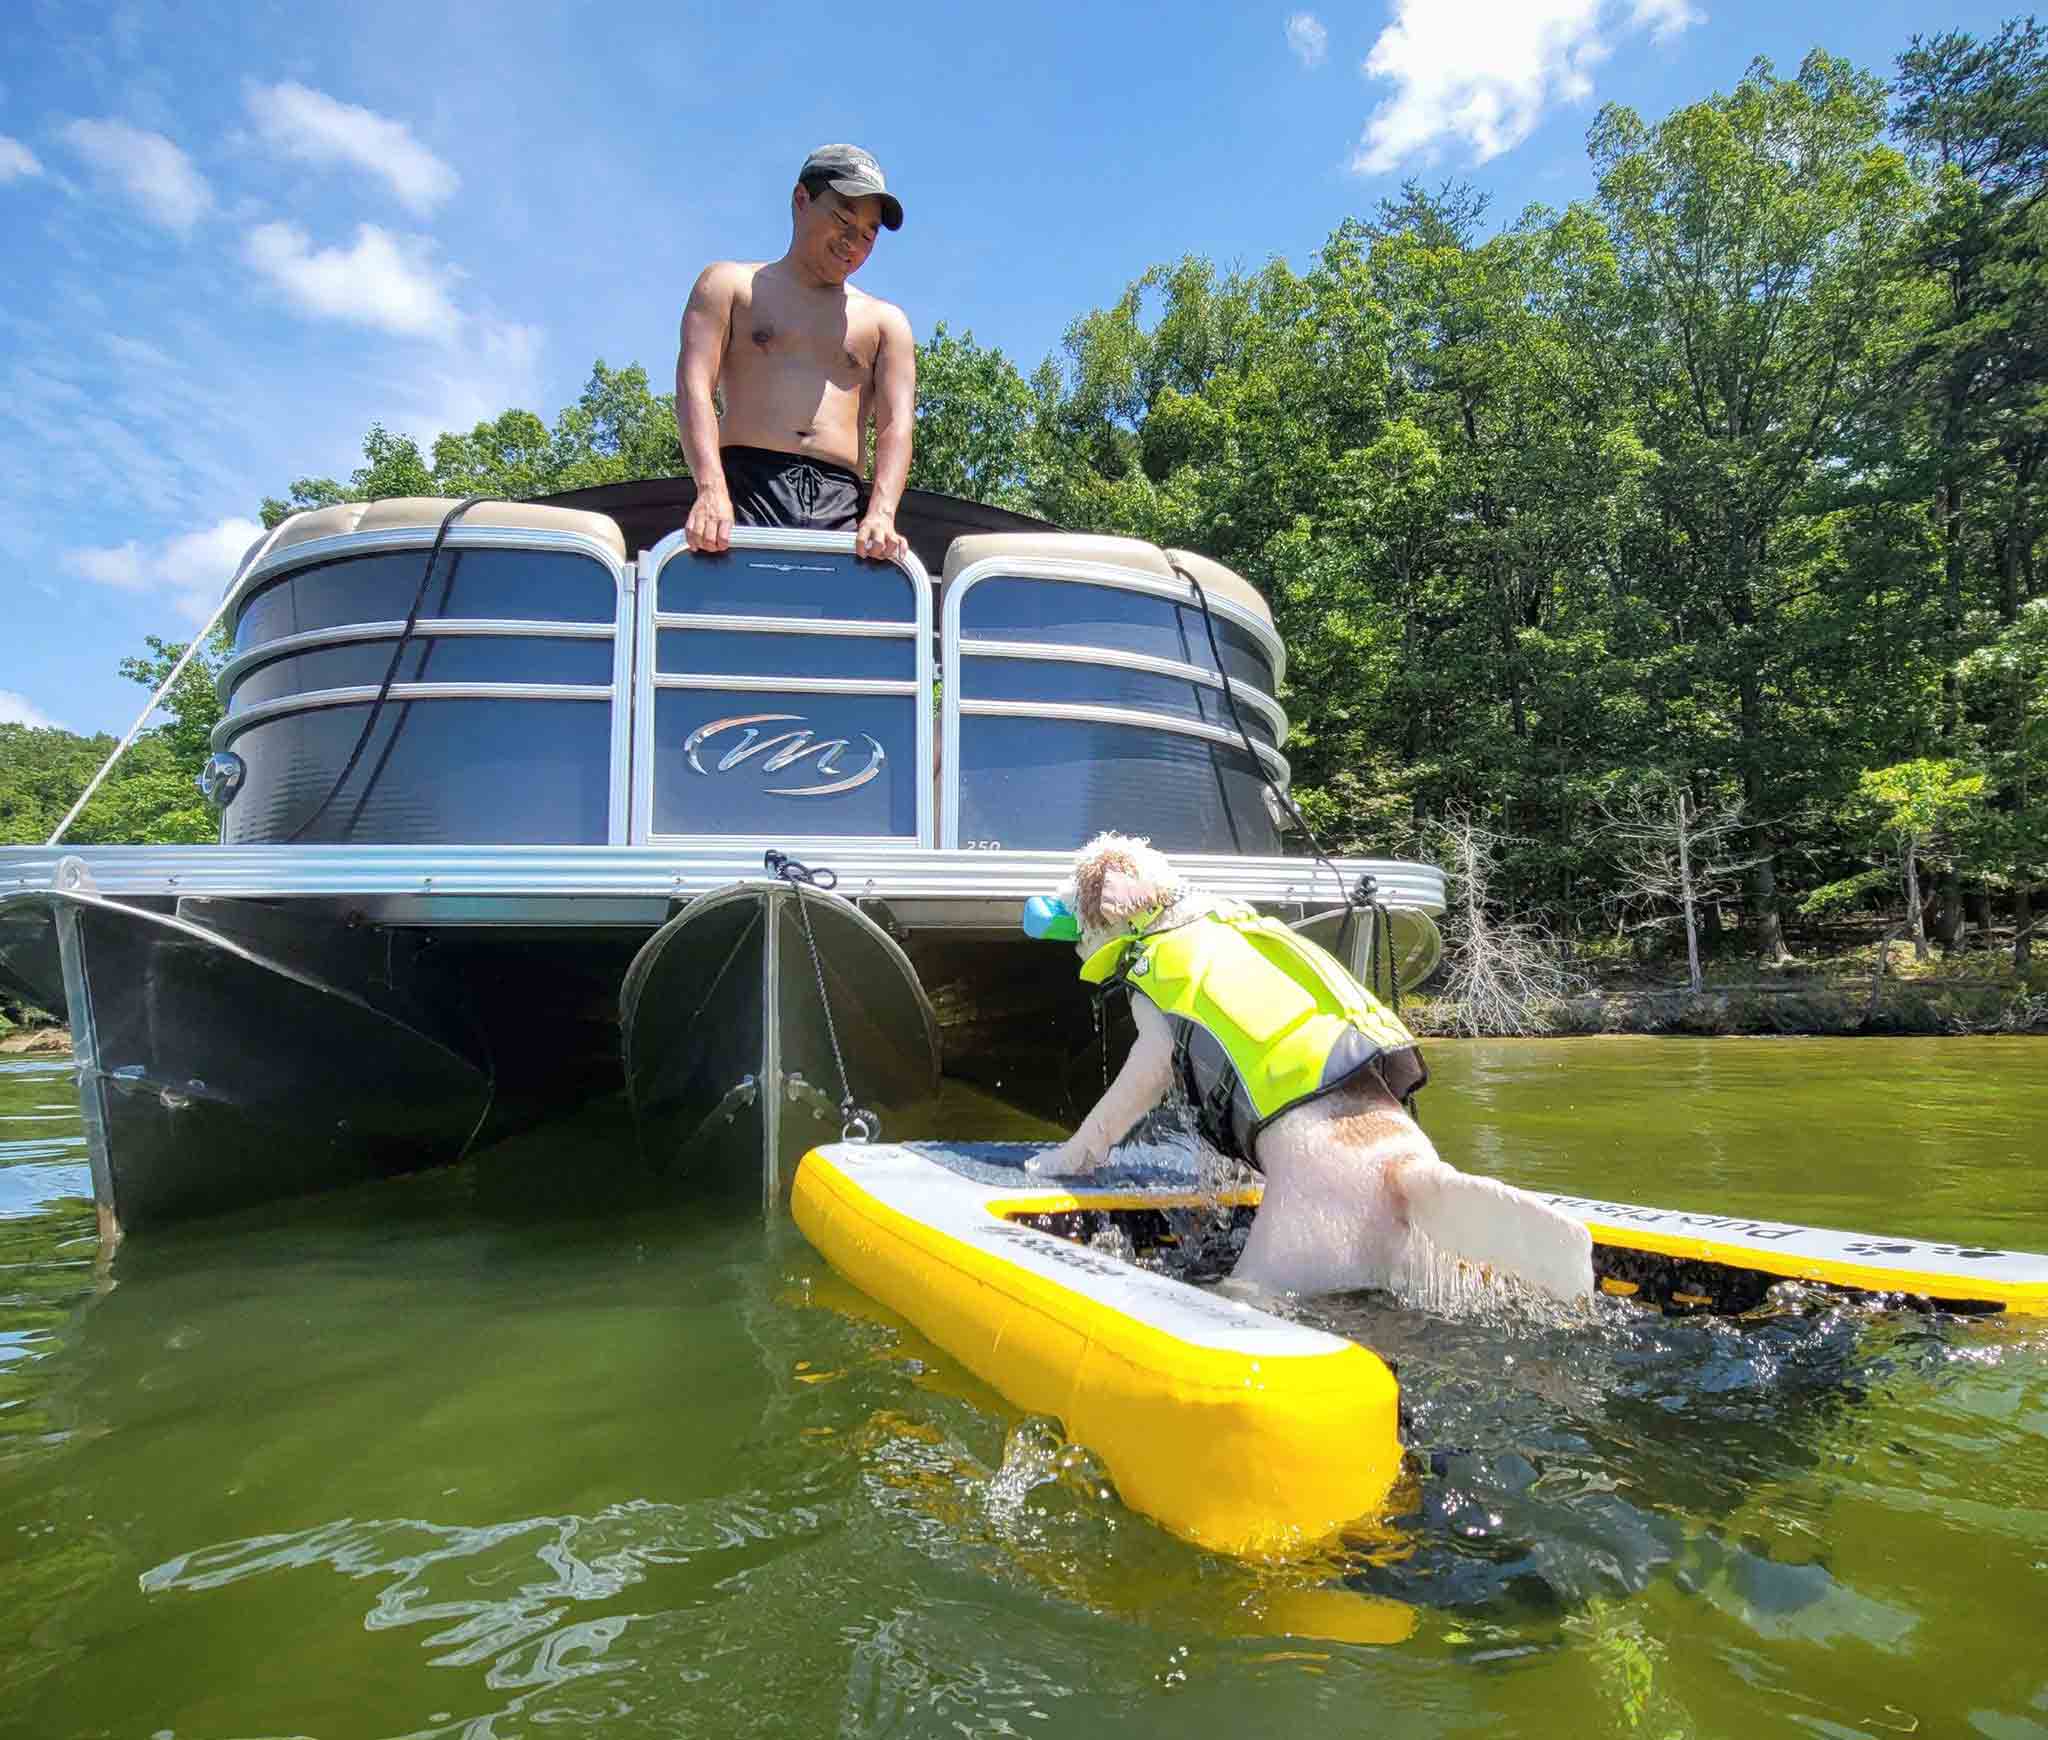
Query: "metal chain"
764 850 877 1143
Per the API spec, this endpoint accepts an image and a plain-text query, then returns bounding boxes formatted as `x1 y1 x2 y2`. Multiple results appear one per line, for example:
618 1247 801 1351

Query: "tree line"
12 29 2046 970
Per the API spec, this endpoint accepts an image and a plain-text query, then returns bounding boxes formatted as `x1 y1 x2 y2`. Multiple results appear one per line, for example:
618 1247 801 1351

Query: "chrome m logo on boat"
683 713 886 797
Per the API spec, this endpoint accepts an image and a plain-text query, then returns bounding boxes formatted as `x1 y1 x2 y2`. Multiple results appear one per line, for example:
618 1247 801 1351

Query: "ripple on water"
1 1058 89 1223
3 1042 2047 1739
1286 1278 2048 1668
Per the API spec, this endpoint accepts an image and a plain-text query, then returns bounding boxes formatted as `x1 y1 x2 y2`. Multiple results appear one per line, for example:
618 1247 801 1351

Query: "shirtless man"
675 143 915 563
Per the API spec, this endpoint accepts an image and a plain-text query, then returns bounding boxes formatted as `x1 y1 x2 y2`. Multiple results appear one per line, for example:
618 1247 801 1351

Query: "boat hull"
0 890 492 1240
622 881 941 1199
0 843 1443 1234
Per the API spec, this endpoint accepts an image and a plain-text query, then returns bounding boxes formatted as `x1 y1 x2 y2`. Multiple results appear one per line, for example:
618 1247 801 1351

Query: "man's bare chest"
730 294 875 381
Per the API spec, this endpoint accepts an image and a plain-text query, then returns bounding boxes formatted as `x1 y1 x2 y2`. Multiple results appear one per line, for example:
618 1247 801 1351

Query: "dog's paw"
1028 1139 1101 1178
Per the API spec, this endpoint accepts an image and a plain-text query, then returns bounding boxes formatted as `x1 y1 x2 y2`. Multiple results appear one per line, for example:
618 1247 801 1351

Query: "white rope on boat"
45 513 301 847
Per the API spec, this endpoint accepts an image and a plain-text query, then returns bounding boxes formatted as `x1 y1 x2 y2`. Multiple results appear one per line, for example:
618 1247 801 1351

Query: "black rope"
1171 559 1357 912
287 495 491 842
342 528 463 836
763 849 836 892
764 849 876 1142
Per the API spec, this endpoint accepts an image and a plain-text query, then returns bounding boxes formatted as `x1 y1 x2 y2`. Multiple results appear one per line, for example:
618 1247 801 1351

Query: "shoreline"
6 1001 2047 1060
1402 977 2048 1039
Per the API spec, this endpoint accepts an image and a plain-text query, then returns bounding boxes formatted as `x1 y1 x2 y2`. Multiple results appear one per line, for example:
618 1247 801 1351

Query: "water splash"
1393 1220 1596 1330
985 1417 1118 1537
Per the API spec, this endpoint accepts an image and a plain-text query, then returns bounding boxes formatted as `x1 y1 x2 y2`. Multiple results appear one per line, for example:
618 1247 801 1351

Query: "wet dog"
1033 834 1593 1305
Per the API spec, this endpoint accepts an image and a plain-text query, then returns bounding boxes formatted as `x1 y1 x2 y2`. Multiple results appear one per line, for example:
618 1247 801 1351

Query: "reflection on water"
1 1039 2045 1738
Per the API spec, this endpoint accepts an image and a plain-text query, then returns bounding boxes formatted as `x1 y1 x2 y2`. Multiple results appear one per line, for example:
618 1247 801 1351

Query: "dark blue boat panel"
229 636 613 708
659 549 918 621
955 717 1280 853
960 654 1281 747
956 578 1274 693
649 689 916 838
224 698 613 843
657 628 913 683
236 548 619 647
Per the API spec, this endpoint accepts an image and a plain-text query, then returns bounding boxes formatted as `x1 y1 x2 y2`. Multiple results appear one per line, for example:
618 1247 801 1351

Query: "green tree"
0 725 113 845
1888 22 2048 939
1957 598 2048 963
259 362 687 527
262 422 435 526
907 323 1039 509
540 359 686 489
1856 756 1989 958
116 634 224 772
0 637 227 847
1590 52 1920 959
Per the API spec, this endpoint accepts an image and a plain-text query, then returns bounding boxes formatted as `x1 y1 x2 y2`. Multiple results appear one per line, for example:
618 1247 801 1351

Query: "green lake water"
1 1037 2044 1738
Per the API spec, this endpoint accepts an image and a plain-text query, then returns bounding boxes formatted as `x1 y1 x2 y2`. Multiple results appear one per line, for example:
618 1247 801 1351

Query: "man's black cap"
799 143 903 231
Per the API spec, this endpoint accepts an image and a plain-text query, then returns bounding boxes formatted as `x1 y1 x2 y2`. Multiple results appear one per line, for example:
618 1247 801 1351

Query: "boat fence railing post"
45 512 303 847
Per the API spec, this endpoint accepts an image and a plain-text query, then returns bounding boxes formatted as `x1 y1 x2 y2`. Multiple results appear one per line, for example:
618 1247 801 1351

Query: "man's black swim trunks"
719 444 866 532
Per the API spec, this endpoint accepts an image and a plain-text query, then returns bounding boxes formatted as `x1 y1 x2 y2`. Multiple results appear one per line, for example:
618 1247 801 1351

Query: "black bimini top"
533 477 1057 578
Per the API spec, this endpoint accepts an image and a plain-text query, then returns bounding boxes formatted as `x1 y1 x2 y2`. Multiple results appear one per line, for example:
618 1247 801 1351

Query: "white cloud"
0 331 255 536
1287 13 1329 68
1352 0 1702 174
64 516 265 624
243 222 461 340
407 317 545 441
238 223 545 437
245 81 458 215
62 118 211 231
103 332 178 371
1632 0 1704 38
0 691 65 730
0 135 41 181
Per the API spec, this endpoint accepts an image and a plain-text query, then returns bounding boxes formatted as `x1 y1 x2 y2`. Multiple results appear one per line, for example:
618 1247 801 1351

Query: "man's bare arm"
677 264 739 553
856 303 916 563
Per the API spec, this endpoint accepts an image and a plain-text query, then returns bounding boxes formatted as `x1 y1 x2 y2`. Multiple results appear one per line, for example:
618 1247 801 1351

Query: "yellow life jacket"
1080 903 1426 1165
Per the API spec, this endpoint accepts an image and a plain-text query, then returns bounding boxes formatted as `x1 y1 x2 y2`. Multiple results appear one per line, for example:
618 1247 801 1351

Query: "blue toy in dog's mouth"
1021 895 1079 942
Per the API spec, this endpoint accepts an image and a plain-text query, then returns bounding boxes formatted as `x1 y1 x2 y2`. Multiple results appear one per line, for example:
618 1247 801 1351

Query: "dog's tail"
1399 1165 1594 1305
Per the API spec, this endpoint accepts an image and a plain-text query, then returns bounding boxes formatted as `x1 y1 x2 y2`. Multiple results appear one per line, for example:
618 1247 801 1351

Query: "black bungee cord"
285 495 492 843
1168 555 1403 1016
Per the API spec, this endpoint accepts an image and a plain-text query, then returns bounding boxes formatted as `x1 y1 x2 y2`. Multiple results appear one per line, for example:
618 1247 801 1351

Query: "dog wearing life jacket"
1026 833 1593 1305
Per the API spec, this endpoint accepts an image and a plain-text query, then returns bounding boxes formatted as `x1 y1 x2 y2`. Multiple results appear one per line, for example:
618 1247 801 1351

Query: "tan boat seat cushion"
261 497 628 566
940 533 1270 626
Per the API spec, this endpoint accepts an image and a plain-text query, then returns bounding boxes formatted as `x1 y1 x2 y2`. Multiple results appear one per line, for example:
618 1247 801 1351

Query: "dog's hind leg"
1393 1159 1594 1305
1030 995 1176 1176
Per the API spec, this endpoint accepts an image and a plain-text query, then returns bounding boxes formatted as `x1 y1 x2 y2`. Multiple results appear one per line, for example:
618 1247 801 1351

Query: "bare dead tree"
1597 783 1764 994
1866 918 1911 1026
1430 810 1585 1036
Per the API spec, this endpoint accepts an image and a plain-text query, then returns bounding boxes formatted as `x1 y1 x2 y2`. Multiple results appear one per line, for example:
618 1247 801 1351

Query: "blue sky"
0 0 2011 737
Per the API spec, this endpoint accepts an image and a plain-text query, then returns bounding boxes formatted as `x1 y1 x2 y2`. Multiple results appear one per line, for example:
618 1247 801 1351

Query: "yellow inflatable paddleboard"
1544 1190 2048 1315
795 1142 2048 1561
792 1140 1403 1561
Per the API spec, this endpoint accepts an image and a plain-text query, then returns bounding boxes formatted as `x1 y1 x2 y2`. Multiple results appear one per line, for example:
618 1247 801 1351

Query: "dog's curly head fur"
1061 833 1187 955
